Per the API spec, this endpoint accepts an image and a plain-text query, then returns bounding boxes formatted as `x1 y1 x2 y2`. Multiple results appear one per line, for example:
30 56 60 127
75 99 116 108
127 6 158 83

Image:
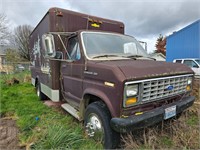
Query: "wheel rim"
85 113 104 142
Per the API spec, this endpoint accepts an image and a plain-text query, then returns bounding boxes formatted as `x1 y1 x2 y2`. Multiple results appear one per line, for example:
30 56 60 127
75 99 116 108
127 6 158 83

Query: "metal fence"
0 62 30 74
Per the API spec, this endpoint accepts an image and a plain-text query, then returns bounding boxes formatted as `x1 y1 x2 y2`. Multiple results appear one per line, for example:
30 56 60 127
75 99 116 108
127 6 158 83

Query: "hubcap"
85 113 104 141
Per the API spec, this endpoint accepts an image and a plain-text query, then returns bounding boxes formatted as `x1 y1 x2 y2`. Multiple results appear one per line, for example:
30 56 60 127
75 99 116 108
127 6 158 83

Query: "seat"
55 51 63 59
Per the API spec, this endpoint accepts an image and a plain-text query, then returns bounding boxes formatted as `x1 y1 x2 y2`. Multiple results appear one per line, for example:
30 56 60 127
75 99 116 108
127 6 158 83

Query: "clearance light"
135 112 143 115
104 81 115 87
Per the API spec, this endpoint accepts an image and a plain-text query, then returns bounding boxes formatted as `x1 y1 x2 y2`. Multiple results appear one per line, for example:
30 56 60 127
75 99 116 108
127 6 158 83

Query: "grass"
1 72 199 149
0 72 102 149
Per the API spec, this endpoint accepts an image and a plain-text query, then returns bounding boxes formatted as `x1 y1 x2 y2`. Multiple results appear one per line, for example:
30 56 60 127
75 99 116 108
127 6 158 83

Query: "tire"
36 81 47 100
84 101 120 149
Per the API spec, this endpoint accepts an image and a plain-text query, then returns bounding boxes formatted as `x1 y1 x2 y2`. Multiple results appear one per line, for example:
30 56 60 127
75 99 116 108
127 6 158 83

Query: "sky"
0 0 200 53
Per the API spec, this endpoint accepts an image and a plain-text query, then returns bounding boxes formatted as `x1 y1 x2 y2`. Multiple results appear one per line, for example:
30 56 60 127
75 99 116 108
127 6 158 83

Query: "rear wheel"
36 81 47 100
84 101 120 149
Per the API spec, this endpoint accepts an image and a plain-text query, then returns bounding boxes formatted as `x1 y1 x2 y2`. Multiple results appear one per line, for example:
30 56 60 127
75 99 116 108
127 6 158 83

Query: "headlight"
126 84 138 97
186 77 192 91
124 84 139 107
187 78 192 85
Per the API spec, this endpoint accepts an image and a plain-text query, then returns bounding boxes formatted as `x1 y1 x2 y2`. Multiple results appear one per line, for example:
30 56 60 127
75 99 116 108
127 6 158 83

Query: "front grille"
141 75 189 102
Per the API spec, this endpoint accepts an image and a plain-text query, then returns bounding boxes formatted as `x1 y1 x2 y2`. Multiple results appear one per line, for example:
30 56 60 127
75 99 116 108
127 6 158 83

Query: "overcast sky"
1 0 200 53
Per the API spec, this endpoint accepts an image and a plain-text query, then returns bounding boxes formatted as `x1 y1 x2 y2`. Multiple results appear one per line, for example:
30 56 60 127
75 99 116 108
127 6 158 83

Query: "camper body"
30 8 195 148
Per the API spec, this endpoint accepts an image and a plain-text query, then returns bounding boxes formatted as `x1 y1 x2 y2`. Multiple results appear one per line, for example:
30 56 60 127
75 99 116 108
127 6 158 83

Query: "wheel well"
80 94 110 120
35 78 38 87
84 94 102 108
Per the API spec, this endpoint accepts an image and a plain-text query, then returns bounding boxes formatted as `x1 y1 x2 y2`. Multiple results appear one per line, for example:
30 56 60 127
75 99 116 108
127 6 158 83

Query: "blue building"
166 20 200 62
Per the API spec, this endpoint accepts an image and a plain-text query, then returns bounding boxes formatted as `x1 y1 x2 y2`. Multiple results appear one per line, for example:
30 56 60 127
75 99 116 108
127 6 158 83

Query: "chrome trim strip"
41 83 60 102
125 74 193 85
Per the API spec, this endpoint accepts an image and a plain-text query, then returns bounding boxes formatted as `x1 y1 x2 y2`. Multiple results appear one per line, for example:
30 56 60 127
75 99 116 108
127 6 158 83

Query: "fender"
83 88 117 117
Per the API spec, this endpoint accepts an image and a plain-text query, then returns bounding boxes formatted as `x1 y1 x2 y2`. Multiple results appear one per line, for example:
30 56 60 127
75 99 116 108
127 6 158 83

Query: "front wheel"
84 101 120 149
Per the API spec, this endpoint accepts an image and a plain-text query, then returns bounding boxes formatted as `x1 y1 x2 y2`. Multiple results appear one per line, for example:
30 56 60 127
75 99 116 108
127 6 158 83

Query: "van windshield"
81 32 149 59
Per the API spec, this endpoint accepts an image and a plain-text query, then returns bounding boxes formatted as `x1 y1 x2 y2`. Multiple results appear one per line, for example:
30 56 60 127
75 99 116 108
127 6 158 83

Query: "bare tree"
14 25 33 60
6 48 21 63
0 13 10 45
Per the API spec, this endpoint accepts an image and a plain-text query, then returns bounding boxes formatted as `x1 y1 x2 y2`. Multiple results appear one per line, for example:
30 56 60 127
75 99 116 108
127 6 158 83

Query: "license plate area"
164 105 176 120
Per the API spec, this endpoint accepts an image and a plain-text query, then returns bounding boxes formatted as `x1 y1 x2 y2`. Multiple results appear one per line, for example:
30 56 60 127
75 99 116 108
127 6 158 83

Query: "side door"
60 36 83 108
183 60 199 75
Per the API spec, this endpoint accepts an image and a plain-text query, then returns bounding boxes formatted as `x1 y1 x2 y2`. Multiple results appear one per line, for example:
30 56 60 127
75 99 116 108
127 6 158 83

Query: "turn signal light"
186 85 191 91
125 97 137 106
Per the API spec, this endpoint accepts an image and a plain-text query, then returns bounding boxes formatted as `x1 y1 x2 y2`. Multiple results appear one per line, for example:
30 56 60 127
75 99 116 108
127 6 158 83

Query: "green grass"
0 72 102 149
160 136 173 147
186 113 199 126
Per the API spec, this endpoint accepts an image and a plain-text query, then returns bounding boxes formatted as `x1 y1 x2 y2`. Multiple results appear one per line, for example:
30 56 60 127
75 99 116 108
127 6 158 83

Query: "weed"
122 111 200 149
160 136 173 147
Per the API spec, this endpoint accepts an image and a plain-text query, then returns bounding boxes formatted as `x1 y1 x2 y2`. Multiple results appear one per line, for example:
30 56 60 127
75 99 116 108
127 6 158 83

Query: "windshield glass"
81 32 148 59
195 59 200 65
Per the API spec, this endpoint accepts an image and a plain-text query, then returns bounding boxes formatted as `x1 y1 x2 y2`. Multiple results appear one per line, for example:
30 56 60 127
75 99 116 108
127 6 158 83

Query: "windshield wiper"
125 55 143 58
123 55 143 60
125 55 156 60
92 54 121 59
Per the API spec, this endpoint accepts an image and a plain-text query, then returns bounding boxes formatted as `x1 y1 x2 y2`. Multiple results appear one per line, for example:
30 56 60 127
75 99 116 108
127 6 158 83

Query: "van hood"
97 59 193 80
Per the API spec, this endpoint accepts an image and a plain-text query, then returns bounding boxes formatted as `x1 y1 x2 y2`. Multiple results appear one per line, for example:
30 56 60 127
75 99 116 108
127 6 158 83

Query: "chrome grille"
141 76 189 102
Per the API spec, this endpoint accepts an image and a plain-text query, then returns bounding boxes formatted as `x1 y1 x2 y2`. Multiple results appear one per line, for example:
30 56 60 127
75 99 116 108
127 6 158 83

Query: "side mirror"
193 65 199 68
42 34 56 57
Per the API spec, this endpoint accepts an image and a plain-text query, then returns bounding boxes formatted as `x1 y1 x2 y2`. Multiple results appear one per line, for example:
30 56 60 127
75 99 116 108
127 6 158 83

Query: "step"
61 103 80 120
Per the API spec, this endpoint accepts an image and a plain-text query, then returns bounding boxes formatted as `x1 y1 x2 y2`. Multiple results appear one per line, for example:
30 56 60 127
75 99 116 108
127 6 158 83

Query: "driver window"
67 37 81 60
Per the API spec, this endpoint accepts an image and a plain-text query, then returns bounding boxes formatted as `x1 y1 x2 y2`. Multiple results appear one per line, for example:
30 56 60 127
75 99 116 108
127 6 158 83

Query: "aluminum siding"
166 20 200 62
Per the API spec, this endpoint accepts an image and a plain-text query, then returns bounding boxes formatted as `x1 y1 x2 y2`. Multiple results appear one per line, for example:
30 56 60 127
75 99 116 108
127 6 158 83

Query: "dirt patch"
0 118 22 150
43 100 64 107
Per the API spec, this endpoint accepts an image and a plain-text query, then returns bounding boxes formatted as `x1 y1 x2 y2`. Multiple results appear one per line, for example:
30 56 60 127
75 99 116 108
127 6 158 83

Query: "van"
30 7 195 148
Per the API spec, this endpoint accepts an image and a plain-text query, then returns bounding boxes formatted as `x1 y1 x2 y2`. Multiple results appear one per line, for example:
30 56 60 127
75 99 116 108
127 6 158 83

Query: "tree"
13 25 33 61
0 13 10 45
6 48 21 63
155 34 166 56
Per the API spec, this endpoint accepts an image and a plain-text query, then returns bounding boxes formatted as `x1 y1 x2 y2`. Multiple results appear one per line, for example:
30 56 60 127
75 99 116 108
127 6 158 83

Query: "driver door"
61 36 83 108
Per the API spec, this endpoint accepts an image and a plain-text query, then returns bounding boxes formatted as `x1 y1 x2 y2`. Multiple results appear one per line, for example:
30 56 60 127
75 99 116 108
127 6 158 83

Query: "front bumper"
110 96 195 133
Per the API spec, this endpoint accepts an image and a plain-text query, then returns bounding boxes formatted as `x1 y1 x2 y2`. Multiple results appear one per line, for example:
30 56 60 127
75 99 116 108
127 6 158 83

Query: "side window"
183 60 198 68
67 37 81 60
175 60 182 63
183 60 192 67
192 60 199 68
